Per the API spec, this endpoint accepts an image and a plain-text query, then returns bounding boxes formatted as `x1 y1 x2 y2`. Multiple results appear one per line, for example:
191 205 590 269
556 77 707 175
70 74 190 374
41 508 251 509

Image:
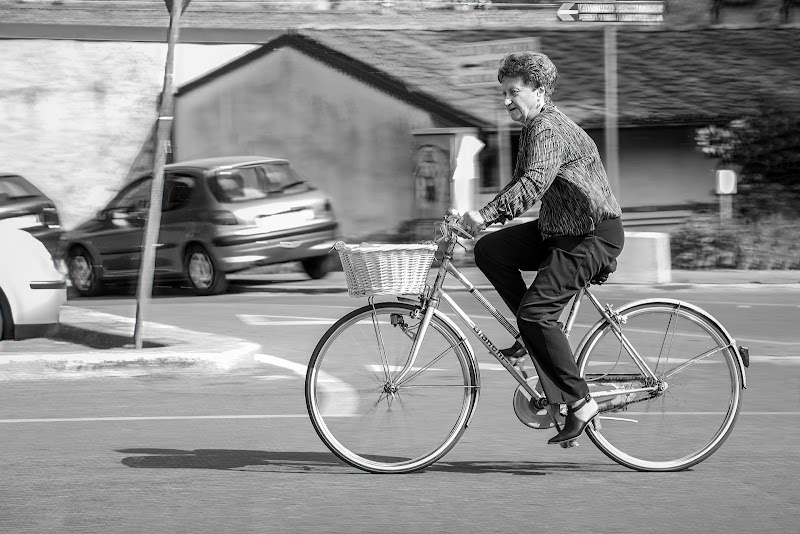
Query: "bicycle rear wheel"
306 302 478 473
577 300 742 471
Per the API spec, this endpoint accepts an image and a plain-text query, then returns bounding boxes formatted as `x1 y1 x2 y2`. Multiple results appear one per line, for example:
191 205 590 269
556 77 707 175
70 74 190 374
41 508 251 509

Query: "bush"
671 214 800 270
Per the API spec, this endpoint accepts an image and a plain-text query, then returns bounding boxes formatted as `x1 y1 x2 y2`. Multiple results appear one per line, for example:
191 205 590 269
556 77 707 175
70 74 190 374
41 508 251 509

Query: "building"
172 26 800 239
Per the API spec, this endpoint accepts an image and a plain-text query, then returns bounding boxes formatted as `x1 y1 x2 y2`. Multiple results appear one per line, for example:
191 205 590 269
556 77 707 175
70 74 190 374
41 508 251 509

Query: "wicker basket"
335 241 437 298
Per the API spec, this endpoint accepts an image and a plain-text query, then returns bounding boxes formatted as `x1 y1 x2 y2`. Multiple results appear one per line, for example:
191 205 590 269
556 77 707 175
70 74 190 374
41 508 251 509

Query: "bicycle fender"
575 298 747 389
431 308 482 425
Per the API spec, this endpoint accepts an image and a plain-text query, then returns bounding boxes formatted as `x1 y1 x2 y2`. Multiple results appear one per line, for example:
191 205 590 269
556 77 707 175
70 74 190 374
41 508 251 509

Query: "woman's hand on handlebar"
458 210 487 237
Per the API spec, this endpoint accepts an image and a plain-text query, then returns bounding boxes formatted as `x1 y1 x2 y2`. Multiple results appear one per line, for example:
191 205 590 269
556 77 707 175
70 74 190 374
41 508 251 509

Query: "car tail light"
42 206 60 228
208 210 238 225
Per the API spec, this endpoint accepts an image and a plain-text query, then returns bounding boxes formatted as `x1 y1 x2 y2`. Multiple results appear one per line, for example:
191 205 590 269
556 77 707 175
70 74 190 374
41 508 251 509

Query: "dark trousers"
474 217 625 404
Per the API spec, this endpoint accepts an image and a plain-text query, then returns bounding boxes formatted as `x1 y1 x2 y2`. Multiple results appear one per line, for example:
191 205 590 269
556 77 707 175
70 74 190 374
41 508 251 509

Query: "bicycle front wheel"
577 300 742 471
306 302 478 473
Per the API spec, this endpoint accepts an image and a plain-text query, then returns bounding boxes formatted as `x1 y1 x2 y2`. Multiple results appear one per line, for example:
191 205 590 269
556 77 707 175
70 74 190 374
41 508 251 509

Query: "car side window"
164 175 195 211
112 178 152 211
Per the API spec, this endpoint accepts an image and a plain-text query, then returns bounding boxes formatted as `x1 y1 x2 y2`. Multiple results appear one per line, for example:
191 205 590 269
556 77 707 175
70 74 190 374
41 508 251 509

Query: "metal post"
133 0 184 349
604 25 621 203
496 111 511 189
719 194 732 222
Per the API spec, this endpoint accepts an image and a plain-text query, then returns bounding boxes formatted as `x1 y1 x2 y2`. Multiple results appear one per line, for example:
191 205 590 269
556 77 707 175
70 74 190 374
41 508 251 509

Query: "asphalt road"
2 280 799 533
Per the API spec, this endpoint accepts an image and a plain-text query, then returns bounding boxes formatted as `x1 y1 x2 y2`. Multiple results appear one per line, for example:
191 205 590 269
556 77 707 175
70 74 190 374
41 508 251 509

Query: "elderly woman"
459 51 624 445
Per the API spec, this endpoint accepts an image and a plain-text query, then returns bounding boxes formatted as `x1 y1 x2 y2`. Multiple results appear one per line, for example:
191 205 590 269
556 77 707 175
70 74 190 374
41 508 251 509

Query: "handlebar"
438 208 475 242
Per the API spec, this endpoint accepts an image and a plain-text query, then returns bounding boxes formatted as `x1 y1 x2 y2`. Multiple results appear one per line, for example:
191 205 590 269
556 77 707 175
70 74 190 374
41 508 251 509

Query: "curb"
0 306 261 380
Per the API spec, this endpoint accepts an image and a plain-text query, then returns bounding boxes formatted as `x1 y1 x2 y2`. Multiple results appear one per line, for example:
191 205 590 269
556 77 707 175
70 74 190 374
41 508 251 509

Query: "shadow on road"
116 448 620 475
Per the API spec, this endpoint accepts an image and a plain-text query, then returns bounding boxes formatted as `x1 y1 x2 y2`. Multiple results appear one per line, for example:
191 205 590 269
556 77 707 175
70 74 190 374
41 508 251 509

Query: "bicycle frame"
392 226 665 410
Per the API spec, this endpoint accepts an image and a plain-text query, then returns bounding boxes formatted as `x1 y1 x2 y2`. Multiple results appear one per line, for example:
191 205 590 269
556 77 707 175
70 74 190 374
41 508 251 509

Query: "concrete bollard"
614 231 672 284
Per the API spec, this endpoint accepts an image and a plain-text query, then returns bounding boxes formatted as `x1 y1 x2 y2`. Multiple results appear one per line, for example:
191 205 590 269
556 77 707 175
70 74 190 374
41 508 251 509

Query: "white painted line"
479 363 508 371
0 415 308 424
2 411 797 424
238 314 334 326
252 375 296 381
255 353 357 416
366 365 444 373
616 412 800 416
735 337 800 347
750 355 800 364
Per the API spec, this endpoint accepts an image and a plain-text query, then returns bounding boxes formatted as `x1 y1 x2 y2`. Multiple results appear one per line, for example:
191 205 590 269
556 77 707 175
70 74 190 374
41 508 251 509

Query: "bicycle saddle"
590 259 617 285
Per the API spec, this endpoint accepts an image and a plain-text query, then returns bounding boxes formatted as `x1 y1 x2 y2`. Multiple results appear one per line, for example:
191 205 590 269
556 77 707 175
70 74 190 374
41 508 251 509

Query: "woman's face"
501 76 545 124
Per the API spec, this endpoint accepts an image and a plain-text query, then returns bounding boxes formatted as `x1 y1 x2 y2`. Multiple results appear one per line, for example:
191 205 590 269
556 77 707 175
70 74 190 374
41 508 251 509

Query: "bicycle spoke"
370 308 391 382
662 344 733 379
578 301 742 471
306 303 477 474
396 339 465 387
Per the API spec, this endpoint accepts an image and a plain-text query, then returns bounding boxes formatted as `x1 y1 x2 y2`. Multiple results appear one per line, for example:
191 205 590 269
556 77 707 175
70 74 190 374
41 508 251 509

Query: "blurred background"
1 0 798 270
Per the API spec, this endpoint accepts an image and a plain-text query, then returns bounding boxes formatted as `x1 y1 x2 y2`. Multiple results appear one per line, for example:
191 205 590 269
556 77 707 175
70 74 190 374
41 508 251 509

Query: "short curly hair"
497 52 558 98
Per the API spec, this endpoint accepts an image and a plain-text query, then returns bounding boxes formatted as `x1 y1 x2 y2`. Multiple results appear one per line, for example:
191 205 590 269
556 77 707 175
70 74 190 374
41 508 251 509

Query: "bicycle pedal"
560 439 579 449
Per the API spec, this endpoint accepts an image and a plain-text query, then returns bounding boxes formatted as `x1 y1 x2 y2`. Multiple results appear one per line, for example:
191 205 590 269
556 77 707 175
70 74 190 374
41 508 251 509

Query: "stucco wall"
617 126 717 208
173 47 441 238
587 126 718 209
0 40 166 230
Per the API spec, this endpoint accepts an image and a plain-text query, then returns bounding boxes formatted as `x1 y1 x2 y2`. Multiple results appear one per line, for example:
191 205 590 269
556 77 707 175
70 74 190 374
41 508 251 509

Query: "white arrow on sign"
558 2 578 21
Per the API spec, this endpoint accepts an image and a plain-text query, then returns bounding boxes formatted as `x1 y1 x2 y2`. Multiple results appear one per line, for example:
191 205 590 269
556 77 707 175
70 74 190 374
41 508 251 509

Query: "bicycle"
305 209 750 473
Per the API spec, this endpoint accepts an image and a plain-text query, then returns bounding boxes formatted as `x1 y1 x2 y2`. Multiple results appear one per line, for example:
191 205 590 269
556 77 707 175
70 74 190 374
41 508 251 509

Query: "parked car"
60 156 339 296
0 172 62 257
0 227 67 340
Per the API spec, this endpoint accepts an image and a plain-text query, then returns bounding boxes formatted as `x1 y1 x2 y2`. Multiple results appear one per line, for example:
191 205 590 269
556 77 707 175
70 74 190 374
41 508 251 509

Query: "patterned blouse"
479 103 622 239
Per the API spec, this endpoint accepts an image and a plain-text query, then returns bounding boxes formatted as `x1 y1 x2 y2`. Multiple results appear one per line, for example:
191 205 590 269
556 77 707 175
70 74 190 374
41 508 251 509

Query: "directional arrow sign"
559 1 665 23
558 2 579 21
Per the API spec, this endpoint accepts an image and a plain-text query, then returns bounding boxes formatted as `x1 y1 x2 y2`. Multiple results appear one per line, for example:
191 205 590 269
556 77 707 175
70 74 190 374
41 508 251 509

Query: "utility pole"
133 0 189 349
604 24 621 203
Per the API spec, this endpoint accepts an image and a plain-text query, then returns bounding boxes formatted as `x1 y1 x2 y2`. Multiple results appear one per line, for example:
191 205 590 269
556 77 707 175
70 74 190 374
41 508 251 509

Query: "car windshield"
0 175 42 201
209 163 310 203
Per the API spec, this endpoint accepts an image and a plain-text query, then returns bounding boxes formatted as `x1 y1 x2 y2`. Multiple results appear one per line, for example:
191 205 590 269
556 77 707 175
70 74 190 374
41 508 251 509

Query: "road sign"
558 1 664 23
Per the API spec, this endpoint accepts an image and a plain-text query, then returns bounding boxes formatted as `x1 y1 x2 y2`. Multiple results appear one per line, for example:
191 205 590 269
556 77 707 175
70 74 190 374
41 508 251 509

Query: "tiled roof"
180 26 800 128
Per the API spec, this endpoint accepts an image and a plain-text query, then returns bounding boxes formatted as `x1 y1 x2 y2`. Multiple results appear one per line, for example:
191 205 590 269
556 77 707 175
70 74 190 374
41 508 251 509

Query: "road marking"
480 363 510 371
238 314 334 326
2 411 798 424
255 353 357 416
252 375 296 381
0 415 309 424
366 365 444 373
750 355 800 364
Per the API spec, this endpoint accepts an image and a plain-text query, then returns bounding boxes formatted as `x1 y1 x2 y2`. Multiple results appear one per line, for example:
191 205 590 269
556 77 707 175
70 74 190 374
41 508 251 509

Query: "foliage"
695 103 800 220
671 213 800 270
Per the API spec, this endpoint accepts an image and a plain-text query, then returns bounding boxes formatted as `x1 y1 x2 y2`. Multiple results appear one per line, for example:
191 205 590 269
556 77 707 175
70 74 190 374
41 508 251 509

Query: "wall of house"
597 126 718 210
173 48 443 239
0 39 166 230
480 125 718 217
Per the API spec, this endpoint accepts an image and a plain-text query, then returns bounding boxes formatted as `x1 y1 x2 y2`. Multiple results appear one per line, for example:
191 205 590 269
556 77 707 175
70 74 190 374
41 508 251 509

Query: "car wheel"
185 245 228 296
302 255 331 280
67 246 103 297
0 290 12 340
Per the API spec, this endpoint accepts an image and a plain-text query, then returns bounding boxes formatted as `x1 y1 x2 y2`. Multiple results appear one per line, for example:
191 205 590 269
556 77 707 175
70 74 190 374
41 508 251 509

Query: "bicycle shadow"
116 448 622 476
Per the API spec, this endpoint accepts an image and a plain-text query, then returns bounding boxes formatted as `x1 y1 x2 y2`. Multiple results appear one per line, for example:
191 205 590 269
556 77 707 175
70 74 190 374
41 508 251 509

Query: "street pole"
604 24 621 203
133 0 185 349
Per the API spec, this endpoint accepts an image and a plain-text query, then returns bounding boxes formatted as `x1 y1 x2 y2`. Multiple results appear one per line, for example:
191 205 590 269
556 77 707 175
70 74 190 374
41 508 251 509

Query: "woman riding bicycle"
459 51 625 445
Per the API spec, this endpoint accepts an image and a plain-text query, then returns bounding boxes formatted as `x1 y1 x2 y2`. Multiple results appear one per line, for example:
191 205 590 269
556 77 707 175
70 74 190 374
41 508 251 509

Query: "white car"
0 226 67 340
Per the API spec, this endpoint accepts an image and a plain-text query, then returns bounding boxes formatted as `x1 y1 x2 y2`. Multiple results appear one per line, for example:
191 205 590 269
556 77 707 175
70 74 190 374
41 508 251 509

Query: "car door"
155 173 196 275
90 177 152 276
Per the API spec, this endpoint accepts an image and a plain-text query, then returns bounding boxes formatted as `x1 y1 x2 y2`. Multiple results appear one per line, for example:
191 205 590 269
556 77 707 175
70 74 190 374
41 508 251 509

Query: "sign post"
715 169 738 222
559 1 665 205
133 0 190 349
